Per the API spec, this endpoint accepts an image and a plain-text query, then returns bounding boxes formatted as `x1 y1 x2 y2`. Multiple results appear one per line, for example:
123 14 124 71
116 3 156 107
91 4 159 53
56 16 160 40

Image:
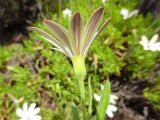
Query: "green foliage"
97 80 110 120
0 0 160 119
143 75 160 110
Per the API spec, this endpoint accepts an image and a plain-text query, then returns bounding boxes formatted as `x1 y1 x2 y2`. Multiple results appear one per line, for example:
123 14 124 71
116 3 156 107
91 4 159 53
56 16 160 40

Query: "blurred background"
0 0 160 120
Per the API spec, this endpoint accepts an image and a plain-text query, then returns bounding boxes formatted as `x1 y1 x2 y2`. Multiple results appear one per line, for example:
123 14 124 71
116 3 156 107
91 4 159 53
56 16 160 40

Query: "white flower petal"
140 35 149 50
107 105 118 112
63 8 72 17
150 34 159 45
30 115 42 120
102 0 106 4
111 94 118 100
150 44 160 51
110 94 118 104
23 102 28 113
154 45 160 51
128 9 139 18
93 93 101 101
106 108 114 118
16 108 26 117
100 84 104 91
16 102 41 120
29 103 36 112
32 107 40 115
20 118 28 120
120 8 129 20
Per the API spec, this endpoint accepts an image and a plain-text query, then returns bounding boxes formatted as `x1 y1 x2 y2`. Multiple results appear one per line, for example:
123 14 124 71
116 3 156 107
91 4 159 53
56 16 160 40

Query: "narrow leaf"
82 7 104 54
88 76 92 117
71 104 80 120
97 80 110 120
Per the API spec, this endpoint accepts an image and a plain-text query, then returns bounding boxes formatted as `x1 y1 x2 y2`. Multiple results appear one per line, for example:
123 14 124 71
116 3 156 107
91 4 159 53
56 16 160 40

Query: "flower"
102 0 106 4
120 8 139 20
63 8 72 17
30 7 110 59
94 84 118 118
139 34 160 51
30 7 110 79
16 102 41 120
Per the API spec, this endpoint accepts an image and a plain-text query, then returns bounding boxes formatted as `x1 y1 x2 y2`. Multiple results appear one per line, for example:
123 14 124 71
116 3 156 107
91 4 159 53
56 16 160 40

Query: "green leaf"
88 76 92 117
71 103 80 120
97 80 110 120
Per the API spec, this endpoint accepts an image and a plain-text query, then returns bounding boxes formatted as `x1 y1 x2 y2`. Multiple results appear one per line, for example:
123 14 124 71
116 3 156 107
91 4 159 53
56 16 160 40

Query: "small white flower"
16 102 41 120
139 34 160 51
102 0 106 4
94 84 118 118
63 8 72 17
120 8 139 20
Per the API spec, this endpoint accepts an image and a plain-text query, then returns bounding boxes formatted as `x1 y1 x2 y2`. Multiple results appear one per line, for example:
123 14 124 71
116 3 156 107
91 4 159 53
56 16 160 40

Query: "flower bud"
72 55 86 80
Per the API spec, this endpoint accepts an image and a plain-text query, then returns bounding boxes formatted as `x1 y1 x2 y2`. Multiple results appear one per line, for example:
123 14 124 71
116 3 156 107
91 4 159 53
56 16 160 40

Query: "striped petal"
96 18 111 36
43 20 73 54
70 12 84 55
29 27 70 57
82 7 104 55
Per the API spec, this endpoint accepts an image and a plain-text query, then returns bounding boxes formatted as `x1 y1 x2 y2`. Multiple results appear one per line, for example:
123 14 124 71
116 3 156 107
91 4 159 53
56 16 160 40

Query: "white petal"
128 9 139 18
139 35 149 50
141 35 148 41
29 103 36 112
31 115 42 120
16 108 25 117
102 0 106 4
63 8 72 17
110 94 118 100
120 8 129 20
93 93 101 101
100 84 104 91
150 34 159 45
33 107 40 115
150 44 160 51
20 118 28 120
106 109 114 118
107 105 118 112
153 42 160 46
110 94 118 104
154 45 160 51
23 102 28 113
28 103 40 116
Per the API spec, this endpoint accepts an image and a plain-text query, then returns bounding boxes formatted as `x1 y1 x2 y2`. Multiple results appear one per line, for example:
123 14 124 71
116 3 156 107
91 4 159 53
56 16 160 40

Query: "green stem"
72 55 87 120
78 76 86 120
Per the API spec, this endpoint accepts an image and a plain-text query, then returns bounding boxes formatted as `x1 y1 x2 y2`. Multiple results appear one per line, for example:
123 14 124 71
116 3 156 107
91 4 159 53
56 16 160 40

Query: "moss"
0 0 160 119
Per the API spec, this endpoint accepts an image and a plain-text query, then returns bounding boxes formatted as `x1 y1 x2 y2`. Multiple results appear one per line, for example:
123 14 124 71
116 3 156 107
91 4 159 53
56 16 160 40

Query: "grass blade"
97 80 110 120
88 76 92 117
71 103 80 120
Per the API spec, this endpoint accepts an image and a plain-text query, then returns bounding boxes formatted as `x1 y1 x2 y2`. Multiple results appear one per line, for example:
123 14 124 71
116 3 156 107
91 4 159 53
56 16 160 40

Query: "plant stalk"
72 55 87 120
